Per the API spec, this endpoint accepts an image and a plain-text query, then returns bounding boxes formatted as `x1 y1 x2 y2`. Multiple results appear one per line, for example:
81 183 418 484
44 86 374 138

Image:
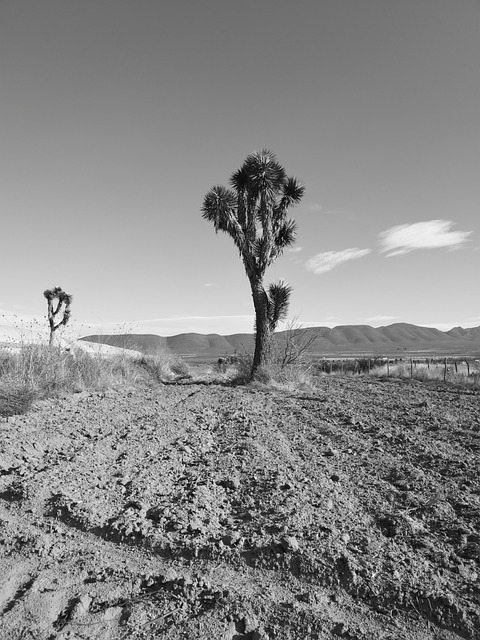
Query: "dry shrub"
372 359 480 389
0 384 37 417
218 348 316 390
63 347 141 391
248 360 316 393
138 346 190 382
269 364 315 392
0 344 141 402
273 318 317 370
220 354 253 384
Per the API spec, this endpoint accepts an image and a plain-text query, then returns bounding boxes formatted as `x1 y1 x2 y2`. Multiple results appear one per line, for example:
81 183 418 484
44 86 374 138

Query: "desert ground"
1 368 479 639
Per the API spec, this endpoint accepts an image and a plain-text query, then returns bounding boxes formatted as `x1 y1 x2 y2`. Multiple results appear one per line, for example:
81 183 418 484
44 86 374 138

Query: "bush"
137 346 190 382
0 343 141 405
216 354 253 384
0 384 37 417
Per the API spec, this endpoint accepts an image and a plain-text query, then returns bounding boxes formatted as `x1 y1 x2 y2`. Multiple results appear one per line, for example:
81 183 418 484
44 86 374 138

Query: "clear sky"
1 0 479 341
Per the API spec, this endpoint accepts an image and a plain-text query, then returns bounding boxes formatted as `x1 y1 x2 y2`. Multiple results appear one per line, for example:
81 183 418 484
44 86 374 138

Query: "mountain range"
81 323 480 358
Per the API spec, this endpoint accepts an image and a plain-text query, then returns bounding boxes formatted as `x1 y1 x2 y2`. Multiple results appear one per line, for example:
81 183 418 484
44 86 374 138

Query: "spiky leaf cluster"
202 149 304 278
267 281 292 331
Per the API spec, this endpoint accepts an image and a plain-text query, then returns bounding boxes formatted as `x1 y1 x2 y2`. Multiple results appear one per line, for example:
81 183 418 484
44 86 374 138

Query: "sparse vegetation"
213 350 480 393
1 327 479 640
202 149 305 378
137 345 191 382
0 325 197 417
0 384 36 417
274 318 318 370
308 355 480 388
4 336 478 420
0 343 142 416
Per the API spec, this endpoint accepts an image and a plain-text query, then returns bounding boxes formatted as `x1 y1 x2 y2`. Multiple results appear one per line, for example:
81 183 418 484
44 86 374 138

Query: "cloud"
307 203 336 216
363 315 398 325
203 283 215 287
288 318 341 328
378 220 472 257
305 248 371 274
287 246 303 253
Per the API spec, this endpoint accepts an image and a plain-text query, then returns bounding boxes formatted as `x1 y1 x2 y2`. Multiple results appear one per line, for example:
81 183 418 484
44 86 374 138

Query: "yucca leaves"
202 149 304 279
283 176 305 204
229 166 249 192
242 149 287 198
275 219 298 251
267 281 293 331
201 185 237 233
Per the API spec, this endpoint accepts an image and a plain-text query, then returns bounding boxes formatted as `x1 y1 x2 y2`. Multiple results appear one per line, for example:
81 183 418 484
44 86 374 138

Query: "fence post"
454 360 458 374
444 357 447 381
410 358 413 378
466 359 470 376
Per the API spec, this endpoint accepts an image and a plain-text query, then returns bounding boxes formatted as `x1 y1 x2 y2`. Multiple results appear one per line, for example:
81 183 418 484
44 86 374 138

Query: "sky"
1 0 479 341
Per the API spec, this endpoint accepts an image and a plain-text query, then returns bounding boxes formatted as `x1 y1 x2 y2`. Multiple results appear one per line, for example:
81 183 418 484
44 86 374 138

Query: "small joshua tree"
43 287 73 346
202 149 305 377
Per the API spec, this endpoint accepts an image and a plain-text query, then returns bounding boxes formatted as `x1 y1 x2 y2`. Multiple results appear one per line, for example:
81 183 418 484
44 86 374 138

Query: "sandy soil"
0 375 479 639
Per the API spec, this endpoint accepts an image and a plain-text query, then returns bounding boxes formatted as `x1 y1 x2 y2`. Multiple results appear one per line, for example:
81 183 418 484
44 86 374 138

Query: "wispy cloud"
287 246 303 254
414 321 479 331
289 318 341 328
379 220 472 257
203 283 215 287
307 203 336 216
305 248 371 274
362 315 398 326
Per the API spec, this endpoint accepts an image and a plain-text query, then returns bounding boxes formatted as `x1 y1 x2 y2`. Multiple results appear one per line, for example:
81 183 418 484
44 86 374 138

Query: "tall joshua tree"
43 287 73 346
202 149 305 377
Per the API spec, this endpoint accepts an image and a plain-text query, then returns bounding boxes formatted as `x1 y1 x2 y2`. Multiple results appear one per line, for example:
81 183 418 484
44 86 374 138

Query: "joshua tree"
202 149 305 377
43 287 73 346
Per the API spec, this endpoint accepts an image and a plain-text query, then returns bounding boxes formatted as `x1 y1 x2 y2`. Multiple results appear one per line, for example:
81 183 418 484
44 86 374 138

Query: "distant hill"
80 323 480 358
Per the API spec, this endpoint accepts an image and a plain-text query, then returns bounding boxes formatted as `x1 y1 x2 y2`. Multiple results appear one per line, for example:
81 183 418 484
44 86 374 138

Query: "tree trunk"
250 278 273 377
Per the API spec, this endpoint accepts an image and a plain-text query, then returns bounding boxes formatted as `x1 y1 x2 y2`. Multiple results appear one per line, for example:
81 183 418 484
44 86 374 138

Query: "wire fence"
312 356 480 386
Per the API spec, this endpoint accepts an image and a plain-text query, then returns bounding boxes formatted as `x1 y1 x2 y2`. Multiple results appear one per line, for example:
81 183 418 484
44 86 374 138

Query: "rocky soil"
0 374 479 639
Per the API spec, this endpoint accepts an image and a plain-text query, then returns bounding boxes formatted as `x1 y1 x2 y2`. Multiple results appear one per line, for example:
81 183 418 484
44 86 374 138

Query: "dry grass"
371 359 480 388
219 353 317 392
136 345 190 382
0 343 143 416
0 385 37 417
249 355 480 393
0 340 195 416
2 338 477 420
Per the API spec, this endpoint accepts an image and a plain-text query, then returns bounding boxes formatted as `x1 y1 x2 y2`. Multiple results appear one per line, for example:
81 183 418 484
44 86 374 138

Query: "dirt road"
1 376 479 639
